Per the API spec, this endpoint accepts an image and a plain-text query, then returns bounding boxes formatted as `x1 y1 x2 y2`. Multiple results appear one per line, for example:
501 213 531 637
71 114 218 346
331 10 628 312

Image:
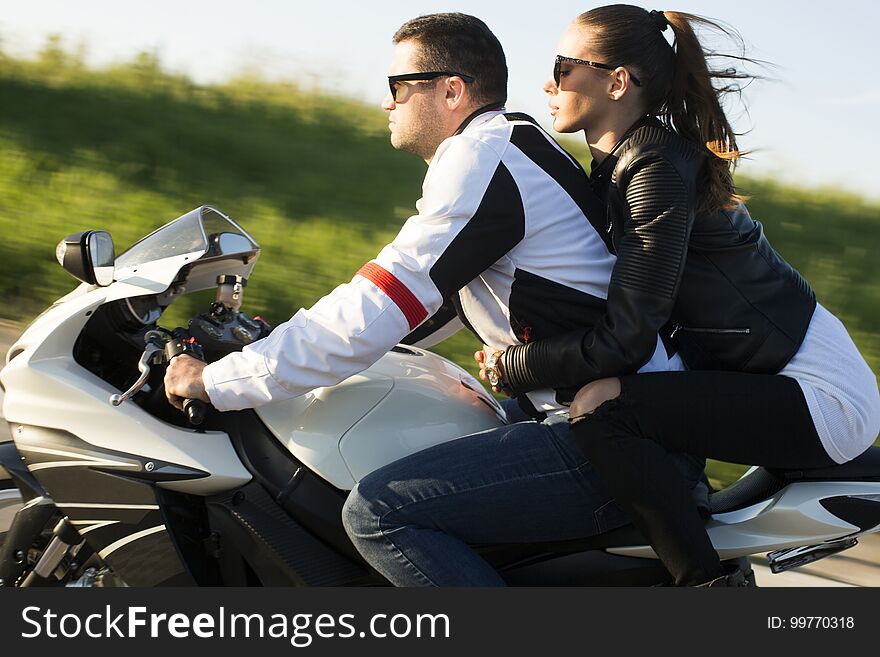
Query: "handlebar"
108 330 212 428
183 398 209 426
107 278 269 428
164 335 210 427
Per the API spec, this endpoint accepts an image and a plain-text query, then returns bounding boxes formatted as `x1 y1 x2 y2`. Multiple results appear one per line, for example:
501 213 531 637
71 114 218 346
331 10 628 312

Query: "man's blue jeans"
342 401 705 586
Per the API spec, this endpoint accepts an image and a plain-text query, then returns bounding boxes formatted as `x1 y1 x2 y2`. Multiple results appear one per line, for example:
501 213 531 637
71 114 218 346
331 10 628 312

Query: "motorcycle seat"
709 446 880 515
771 445 880 483
709 467 786 514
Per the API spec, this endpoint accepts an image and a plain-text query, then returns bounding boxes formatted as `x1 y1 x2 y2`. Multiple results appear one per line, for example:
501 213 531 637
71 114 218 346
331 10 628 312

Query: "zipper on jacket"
669 324 751 339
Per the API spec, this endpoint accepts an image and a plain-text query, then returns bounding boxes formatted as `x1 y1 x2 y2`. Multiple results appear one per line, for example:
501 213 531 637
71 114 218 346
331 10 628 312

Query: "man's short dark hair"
393 13 507 107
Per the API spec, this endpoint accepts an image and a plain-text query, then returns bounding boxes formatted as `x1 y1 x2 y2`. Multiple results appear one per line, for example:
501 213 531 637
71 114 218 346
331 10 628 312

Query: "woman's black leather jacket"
503 117 816 402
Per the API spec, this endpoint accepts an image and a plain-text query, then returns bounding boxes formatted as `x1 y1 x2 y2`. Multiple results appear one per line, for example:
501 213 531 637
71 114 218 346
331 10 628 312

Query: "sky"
1 0 879 199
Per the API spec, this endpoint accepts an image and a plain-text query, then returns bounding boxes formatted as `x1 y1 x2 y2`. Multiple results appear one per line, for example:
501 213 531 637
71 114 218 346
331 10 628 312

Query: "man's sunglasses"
387 71 475 102
553 55 642 88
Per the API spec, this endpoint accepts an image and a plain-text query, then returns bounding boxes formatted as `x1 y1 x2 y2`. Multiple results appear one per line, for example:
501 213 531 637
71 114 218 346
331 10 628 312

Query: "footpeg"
767 537 858 573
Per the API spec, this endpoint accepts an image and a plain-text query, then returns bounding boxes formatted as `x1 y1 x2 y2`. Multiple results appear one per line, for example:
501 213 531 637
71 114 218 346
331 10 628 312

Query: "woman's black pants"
571 371 835 586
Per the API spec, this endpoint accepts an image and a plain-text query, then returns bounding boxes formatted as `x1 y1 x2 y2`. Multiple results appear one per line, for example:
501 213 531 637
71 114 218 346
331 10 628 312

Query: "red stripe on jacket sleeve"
356 262 428 330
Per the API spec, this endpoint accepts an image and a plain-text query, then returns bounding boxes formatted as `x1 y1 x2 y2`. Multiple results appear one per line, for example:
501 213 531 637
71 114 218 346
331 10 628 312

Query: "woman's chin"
551 117 578 134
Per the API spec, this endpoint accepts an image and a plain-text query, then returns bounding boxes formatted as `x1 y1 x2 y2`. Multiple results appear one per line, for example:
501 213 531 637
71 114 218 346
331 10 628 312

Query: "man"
166 13 696 585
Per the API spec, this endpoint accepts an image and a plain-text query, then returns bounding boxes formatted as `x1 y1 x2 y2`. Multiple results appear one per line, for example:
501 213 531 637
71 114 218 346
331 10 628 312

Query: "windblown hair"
575 5 760 212
393 13 507 107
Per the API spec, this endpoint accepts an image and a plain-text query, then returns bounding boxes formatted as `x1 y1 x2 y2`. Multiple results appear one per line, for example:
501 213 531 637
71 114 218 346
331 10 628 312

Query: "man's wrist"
199 361 218 407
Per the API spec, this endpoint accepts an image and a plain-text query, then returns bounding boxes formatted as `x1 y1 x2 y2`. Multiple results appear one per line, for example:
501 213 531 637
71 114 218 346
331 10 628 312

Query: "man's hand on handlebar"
164 354 210 411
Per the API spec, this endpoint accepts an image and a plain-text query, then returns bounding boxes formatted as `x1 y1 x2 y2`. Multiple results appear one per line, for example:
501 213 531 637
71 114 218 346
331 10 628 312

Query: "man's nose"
382 91 396 111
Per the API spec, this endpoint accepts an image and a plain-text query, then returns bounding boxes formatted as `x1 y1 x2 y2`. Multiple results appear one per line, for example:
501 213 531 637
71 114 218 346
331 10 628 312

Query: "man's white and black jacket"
202 110 679 413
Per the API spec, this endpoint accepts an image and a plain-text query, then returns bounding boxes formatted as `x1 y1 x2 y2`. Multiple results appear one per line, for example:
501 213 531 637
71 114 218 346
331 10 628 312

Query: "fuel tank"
255 345 506 489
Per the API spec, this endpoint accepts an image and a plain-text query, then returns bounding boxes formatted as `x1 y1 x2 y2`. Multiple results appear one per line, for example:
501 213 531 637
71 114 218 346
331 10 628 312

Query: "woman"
484 5 880 586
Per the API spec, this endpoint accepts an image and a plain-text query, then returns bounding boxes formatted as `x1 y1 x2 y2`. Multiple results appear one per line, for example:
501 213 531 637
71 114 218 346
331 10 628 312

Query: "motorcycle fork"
0 496 58 586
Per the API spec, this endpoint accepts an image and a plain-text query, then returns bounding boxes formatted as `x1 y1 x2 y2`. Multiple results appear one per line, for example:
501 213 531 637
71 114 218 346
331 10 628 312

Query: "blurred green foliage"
1 40 877 487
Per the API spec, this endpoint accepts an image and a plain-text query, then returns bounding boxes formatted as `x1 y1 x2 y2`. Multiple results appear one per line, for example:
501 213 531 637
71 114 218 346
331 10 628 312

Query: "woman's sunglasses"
553 55 642 87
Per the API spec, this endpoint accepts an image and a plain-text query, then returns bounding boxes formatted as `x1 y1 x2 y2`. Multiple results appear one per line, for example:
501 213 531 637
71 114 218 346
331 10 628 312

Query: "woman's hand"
475 346 507 395
475 348 485 378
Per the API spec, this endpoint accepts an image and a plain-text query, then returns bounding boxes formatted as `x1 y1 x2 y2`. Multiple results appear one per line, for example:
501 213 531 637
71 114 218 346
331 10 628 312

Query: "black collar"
590 115 656 182
454 102 506 135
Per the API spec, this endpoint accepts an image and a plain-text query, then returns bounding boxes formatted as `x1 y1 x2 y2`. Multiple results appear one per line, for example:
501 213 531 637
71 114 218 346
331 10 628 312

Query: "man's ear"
608 67 635 101
445 76 469 109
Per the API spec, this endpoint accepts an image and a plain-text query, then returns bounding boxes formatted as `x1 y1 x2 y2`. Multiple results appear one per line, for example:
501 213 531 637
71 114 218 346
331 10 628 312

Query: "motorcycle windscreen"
110 206 260 298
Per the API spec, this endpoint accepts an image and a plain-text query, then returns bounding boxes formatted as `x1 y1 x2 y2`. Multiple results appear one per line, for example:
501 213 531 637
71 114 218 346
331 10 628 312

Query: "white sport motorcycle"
1 206 878 587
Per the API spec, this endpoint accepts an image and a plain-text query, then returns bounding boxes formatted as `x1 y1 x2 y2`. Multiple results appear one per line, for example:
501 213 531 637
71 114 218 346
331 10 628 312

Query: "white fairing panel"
706 481 880 557
1 283 252 496
1 208 265 495
607 480 880 560
257 346 506 490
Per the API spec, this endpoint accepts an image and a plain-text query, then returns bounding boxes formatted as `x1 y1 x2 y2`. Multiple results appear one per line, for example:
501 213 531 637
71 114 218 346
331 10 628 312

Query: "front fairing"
1 206 260 495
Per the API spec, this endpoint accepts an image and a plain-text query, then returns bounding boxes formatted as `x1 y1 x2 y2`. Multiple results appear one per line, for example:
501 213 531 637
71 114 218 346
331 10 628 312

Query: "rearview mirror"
55 230 115 286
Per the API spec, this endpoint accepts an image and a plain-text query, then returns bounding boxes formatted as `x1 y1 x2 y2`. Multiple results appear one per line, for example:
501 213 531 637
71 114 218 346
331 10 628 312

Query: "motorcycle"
1 205 879 587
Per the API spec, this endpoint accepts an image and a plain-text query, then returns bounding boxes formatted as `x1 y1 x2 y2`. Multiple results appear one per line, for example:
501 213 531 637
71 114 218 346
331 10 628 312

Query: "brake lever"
109 341 165 406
